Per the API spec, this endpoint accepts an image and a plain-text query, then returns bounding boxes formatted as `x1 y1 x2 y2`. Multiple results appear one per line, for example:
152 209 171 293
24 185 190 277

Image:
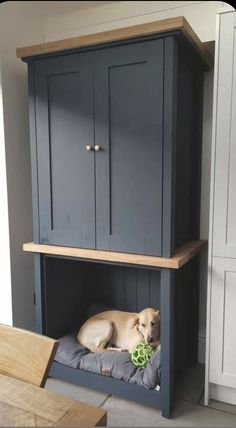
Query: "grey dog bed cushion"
54 332 161 390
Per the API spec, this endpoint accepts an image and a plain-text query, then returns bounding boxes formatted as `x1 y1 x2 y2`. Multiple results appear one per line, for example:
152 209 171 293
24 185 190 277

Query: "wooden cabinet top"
23 240 206 270
16 16 212 67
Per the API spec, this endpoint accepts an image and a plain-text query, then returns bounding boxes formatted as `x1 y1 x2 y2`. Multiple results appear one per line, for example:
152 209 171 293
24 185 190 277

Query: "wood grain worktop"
0 373 106 427
23 240 206 270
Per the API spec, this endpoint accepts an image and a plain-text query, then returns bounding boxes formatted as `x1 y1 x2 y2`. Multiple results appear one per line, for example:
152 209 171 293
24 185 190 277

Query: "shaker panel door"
95 40 164 255
35 53 95 248
209 257 236 389
213 12 236 258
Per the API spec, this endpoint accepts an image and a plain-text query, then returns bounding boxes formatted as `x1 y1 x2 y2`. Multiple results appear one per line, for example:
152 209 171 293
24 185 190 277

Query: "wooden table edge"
54 402 107 427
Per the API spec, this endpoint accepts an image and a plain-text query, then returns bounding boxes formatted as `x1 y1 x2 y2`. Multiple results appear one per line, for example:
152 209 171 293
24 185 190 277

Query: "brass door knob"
94 145 101 151
86 145 93 151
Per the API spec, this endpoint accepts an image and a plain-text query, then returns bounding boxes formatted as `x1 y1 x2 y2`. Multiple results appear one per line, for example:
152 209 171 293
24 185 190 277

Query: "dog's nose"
147 337 153 343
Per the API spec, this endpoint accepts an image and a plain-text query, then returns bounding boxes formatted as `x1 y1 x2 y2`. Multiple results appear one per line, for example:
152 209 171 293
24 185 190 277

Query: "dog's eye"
141 323 146 327
151 321 156 326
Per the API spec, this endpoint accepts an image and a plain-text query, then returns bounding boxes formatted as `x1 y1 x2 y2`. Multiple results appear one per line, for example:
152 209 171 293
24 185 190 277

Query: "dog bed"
54 332 161 390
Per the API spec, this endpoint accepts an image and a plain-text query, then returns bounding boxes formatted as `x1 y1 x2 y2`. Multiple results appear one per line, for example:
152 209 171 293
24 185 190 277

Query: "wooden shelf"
16 16 212 67
23 240 206 270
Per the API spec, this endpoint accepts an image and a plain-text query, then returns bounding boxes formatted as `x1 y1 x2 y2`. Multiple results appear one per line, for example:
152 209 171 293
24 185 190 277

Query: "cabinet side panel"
174 256 200 370
174 39 204 249
162 37 178 257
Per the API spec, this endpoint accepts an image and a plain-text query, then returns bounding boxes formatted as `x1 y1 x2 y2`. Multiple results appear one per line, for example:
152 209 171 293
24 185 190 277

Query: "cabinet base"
49 361 169 416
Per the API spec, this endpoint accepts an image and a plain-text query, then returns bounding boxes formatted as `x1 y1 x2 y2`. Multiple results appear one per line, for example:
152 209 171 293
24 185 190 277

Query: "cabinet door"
209 257 236 389
213 12 236 258
95 40 163 255
35 53 95 248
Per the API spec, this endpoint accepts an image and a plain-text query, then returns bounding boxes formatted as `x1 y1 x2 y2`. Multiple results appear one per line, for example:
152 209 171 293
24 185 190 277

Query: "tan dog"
77 308 160 353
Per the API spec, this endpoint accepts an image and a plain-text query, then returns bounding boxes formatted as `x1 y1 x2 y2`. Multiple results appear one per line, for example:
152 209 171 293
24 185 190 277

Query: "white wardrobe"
206 8 236 406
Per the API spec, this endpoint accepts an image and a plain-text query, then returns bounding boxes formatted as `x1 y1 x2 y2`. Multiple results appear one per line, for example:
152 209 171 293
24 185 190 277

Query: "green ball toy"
131 342 155 369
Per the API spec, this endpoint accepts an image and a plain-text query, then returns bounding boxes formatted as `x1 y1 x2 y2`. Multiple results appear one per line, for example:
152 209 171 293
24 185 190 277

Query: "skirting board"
198 330 206 364
210 383 236 406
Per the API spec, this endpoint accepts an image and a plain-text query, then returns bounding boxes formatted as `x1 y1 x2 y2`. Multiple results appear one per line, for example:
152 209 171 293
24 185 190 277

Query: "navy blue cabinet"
20 21 208 417
28 35 204 257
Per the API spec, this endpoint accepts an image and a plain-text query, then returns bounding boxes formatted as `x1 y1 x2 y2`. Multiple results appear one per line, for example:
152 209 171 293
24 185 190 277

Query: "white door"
209 257 236 388
213 11 236 258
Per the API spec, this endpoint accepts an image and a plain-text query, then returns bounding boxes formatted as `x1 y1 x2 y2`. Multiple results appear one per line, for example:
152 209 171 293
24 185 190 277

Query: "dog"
77 308 160 353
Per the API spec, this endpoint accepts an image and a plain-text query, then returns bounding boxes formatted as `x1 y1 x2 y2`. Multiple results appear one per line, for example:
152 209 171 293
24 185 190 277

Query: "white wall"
0 57 12 326
0 56 35 328
44 1 223 42
0 2 44 328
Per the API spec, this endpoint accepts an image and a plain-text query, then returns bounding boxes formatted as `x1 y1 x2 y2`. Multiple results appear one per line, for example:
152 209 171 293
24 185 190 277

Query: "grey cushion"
54 332 88 368
54 332 161 389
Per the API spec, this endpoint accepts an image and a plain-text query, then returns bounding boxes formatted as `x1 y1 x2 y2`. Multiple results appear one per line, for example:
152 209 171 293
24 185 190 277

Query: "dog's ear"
156 310 160 320
131 315 139 329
